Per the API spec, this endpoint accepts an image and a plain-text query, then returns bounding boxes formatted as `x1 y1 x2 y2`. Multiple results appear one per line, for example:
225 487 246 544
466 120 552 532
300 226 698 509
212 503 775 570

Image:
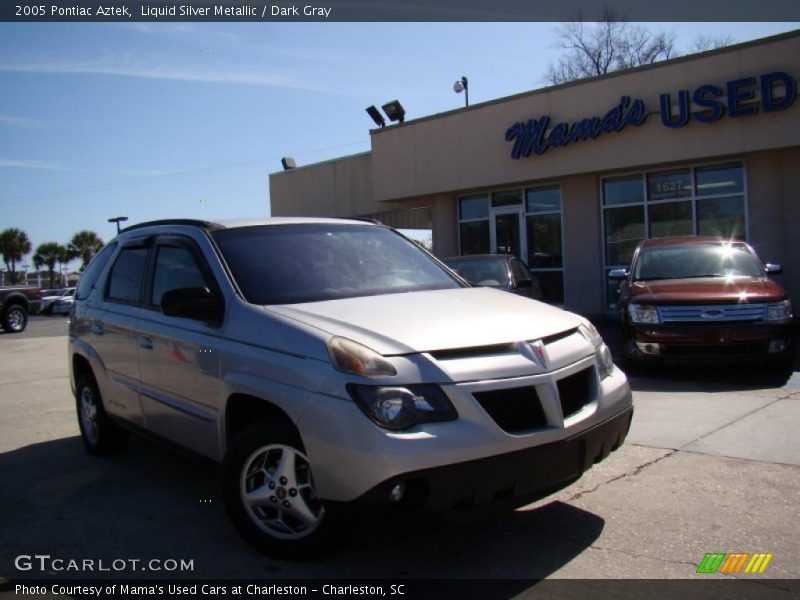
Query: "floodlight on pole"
366 105 386 128
453 76 469 107
381 100 406 124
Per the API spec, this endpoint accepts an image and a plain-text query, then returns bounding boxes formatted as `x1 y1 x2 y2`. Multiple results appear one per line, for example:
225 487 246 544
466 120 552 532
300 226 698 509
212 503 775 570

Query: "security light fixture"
454 76 469 107
381 100 406 124
108 216 128 233
281 157 296 170
366 105 386 128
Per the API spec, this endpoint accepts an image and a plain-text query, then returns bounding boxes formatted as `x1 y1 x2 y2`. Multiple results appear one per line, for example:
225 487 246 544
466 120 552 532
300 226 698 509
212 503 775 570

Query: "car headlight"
629 304 659 324
596 343 614 380
578 319 614 380
347 384 457 431
327 337 397 377
766 299 793 322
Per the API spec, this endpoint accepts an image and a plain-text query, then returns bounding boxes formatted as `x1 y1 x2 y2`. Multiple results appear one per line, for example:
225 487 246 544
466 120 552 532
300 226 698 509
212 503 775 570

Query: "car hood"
629 276 786 304
266 287 582 355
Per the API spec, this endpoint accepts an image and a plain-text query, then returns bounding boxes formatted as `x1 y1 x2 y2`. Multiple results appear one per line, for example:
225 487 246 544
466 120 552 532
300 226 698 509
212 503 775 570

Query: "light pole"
108 216 128 233
453 76 469 107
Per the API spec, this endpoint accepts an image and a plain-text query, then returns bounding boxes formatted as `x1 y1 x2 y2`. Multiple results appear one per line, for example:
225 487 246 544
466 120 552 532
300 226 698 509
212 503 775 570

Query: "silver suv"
69 218 633 558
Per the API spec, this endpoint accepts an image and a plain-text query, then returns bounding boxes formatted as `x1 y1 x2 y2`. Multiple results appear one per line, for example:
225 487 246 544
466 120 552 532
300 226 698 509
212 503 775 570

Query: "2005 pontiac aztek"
68 218 633 558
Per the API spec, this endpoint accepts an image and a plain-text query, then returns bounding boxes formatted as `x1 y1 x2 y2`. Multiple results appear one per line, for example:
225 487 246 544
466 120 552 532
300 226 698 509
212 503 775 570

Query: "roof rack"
120 219 222 233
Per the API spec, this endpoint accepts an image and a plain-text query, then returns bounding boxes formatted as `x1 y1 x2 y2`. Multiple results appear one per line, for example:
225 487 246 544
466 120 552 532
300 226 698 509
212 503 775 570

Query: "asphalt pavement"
0 317 798 585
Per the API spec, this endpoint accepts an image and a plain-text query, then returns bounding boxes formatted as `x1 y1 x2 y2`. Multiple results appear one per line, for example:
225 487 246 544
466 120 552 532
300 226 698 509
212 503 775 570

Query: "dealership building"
269 30 800 316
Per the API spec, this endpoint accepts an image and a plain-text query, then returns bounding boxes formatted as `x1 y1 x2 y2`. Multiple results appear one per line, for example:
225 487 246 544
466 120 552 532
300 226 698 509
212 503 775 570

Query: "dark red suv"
611 236 795 366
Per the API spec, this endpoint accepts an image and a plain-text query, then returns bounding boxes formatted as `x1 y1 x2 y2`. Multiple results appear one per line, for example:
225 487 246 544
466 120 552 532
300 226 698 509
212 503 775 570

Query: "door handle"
91 323 104 335
139 336 153 350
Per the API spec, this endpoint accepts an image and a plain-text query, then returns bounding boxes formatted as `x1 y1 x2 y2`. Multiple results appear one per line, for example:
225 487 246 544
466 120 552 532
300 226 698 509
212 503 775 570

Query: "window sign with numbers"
647 170 692 201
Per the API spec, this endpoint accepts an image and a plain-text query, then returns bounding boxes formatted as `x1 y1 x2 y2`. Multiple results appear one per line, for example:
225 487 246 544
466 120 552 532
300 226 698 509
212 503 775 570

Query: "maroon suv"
612 236 795 366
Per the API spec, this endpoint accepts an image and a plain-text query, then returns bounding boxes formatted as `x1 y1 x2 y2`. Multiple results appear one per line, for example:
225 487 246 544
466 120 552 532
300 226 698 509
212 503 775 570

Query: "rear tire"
222 421 335 559
1 304 28 333
75 372 128 455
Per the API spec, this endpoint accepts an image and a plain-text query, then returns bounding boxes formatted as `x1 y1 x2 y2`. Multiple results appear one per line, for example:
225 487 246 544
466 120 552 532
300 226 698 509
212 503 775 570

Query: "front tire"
1 304 28 333
75 373 128 455
223 422 332 559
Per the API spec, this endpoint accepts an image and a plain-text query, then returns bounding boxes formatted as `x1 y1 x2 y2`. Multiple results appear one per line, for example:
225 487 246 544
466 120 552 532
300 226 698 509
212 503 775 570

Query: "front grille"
658 303 766 323
557 368 592 419
473 386 547 434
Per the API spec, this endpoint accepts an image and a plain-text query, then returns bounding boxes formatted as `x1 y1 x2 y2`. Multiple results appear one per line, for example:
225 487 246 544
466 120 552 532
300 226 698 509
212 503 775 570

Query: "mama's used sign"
505 71 796 159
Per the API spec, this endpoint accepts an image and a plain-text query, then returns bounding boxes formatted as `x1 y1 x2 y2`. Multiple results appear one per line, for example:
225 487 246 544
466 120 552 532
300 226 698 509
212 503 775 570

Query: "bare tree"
690 33 735 53
544 10 677 85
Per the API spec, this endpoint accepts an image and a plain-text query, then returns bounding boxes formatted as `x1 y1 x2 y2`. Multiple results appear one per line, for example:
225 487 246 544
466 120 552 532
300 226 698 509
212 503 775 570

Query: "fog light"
768 339 788 353
389 483 405 502
635 341 661 355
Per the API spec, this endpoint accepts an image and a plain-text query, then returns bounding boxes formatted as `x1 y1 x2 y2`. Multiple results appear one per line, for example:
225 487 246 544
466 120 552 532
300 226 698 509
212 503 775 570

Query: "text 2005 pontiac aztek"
69 218 632 557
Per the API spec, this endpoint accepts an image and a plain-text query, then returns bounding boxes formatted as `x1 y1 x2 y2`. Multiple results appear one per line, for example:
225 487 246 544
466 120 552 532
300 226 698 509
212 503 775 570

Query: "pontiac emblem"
531 340 548 366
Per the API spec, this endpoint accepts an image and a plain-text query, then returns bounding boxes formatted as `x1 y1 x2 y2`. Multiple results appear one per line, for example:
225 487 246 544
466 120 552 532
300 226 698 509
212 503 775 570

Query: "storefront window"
526 213 562 268
649 201 693 238
696 164 743 196
602 162 746 310
459 195 490 255
605 205 645 266
536 272 565 305
697 196 746 239
492 189 522 207
647 169 692 201
526 186 560 213
459 194 489 220
525 185 564 304
603 175 644 206
459 220 490 255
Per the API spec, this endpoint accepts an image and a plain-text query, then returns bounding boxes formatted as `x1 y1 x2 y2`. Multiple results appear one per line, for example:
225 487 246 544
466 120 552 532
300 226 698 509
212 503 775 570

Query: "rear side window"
107 247 148 303
75 243 117 300
151 246 209 307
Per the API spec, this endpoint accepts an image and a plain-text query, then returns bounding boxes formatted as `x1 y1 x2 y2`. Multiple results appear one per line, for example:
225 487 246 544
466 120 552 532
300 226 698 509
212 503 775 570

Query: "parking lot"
1 316 799 583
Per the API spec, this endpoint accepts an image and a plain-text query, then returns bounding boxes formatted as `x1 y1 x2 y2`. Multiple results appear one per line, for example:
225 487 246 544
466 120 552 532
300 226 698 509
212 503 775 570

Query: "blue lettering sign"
761 71 796 112
659 90 690 128
692 85 725 123
506 71 796 159
727 77 758 118
505 96 648 159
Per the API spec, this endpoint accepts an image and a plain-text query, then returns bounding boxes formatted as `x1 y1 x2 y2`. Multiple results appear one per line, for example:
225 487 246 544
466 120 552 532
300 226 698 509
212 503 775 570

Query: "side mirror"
517 278 533 289
765 263 783 275
161 286 224 325
609 268 629 281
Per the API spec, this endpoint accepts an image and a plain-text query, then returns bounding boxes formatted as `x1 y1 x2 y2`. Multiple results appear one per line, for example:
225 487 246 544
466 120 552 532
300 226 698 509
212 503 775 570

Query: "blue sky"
1 21 798 271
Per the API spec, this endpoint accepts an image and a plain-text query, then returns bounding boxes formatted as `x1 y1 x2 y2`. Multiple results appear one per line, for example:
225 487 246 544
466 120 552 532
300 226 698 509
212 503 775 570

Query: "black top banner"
2 0 800 22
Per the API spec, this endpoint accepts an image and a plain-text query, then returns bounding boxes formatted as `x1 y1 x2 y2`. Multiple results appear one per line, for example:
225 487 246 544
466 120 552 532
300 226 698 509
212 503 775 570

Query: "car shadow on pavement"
625 362 797 393
0 435 604 582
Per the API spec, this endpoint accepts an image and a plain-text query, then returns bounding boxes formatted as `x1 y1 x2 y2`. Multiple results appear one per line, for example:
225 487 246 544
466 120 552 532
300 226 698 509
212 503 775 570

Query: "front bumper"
626 321 795 362
357 405 633 512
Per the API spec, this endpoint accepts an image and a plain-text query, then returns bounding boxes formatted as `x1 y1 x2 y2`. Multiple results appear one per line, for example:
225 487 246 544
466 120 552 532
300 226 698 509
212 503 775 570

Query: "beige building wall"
269 31 800 314
368 32 800 203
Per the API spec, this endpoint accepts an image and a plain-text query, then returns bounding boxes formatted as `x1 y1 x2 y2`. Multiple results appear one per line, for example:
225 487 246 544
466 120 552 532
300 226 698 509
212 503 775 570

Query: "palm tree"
56 245 76 287
0 228 32 285
68 230 104 270
33 242 65 289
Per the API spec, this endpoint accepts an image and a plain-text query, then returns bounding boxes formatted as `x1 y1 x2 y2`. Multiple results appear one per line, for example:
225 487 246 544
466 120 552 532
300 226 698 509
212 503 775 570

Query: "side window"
107 247 148 303
151 245 209 307
75 243 117 300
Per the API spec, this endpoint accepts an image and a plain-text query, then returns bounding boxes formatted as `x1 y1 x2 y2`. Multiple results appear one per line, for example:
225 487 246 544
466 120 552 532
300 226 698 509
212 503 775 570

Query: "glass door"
490 206 526 262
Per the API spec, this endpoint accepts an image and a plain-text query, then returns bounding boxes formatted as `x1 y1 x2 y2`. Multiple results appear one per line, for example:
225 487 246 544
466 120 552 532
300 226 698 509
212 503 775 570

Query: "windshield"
213 224 462 304
444 257 510 287
633 243 763 281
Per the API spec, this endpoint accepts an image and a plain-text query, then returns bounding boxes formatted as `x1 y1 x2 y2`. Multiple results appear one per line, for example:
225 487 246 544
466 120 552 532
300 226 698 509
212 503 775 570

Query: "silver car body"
69 218 632 504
